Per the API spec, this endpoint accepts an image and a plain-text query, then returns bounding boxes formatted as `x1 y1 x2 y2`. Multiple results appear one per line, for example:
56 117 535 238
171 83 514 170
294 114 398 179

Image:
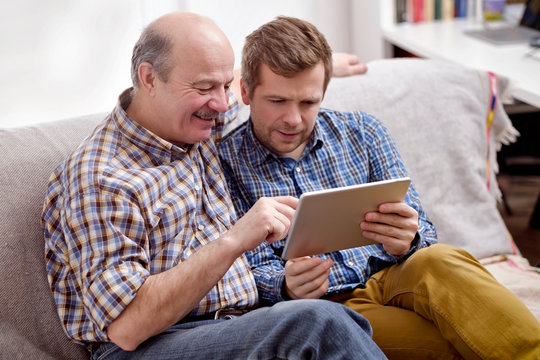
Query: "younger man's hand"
283 256 333 299
360 202 419 256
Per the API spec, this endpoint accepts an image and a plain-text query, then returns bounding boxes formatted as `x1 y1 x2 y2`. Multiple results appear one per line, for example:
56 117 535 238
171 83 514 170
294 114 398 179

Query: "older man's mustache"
194 109 219 120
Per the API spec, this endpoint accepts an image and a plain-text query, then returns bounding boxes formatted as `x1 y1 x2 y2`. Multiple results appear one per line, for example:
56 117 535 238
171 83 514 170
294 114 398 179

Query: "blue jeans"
90 299 387 359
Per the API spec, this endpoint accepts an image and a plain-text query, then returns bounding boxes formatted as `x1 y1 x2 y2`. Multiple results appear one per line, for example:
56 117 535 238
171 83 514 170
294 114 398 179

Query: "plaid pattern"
219 109 438 304
42 89 257 345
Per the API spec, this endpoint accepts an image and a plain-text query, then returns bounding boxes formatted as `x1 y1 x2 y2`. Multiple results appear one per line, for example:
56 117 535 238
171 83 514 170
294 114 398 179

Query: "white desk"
382 19 540 109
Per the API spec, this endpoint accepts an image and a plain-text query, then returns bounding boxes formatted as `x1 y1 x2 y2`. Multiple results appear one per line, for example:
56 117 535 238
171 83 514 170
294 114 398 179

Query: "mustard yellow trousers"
326 244 540 360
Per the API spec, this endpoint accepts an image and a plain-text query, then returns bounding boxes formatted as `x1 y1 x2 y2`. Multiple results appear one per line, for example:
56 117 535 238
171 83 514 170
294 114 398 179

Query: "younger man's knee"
419 243 475 260
409 243 480 275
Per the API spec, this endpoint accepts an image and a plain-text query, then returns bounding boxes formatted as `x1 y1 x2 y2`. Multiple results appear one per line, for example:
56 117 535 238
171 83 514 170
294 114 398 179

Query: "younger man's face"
242 62 324 160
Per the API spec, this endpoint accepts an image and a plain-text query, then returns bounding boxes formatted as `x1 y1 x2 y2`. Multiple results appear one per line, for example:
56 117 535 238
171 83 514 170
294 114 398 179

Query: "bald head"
130 12 233 90
150 12 230 51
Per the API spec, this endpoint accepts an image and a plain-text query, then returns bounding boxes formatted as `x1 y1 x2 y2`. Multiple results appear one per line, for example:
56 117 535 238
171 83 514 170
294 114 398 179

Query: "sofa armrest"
0 113 104 359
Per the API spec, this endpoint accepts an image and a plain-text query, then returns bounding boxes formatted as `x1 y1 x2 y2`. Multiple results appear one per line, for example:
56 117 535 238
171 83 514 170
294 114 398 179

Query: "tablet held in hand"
282 177 411 259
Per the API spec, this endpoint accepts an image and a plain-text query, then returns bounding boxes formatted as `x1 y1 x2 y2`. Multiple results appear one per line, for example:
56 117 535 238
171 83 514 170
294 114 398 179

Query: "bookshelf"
381 0 527 29
380 0 540 109
395 0 476 24
390 0 527 25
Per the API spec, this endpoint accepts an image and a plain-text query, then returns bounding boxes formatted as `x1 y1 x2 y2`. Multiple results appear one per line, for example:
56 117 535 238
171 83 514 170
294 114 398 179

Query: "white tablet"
282 177 411 259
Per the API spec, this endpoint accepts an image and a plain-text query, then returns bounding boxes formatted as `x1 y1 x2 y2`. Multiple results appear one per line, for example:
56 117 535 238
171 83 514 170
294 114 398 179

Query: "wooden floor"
497 175 540 266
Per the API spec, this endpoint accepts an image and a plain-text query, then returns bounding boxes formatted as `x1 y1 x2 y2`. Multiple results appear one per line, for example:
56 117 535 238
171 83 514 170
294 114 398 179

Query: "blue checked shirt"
219 108 438 304
42 89 257 346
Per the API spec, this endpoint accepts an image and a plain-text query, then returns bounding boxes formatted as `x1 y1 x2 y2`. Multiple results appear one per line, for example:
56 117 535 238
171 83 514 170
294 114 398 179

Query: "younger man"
219 16 540 360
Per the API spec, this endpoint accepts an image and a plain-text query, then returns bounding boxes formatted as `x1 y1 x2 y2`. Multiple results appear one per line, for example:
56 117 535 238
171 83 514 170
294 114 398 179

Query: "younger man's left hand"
360 202 419 256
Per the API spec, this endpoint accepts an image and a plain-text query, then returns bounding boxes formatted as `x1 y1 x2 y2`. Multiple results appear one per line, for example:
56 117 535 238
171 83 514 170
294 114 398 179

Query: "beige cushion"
0 114 103 359
321 58 517 259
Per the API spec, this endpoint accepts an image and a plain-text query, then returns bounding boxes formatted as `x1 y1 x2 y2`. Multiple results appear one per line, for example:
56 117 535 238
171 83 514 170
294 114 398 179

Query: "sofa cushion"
321 58 517 259
0 113 104 359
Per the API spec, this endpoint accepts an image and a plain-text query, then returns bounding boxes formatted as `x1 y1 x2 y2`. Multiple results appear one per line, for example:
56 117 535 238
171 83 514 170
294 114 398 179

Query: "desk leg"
530 191 540 229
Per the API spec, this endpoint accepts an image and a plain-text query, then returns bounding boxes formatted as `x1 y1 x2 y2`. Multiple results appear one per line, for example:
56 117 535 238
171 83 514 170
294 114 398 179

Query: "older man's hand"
332 52 368 77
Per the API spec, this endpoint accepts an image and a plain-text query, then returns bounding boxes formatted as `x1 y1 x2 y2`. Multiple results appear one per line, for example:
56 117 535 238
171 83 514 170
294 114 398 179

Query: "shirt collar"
114 88 192 162
244 115 324 166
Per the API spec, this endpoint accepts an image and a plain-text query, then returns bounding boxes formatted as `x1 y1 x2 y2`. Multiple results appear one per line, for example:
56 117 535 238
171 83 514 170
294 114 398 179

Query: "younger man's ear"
240 79 251 106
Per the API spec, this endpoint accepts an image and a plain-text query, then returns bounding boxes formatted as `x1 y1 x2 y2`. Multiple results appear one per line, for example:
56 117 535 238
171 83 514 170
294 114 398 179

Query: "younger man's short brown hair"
241 16 333 98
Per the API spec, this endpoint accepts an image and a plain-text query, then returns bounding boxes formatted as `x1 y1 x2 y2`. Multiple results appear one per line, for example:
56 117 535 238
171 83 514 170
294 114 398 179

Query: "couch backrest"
0 113 103 359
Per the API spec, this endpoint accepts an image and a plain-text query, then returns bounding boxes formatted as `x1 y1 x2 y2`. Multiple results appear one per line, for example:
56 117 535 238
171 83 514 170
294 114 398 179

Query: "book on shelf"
442 0 454 19
413 0 425 22
456 0 468 17
425 0 435 21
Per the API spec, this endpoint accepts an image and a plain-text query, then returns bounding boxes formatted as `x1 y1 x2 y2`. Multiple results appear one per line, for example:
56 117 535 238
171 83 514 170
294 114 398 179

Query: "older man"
42 12 385 360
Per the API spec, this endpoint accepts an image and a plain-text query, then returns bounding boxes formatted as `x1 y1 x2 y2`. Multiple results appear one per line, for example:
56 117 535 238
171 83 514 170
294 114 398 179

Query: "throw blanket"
482 255 540 321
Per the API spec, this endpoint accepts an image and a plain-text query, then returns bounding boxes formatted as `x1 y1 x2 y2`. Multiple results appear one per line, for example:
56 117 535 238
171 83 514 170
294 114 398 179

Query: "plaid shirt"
219 109 437 304
42 89 257 346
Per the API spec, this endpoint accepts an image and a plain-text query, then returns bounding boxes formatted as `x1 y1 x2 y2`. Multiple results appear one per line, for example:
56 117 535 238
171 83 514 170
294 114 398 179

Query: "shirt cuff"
394 232 422 263
273 270 288 302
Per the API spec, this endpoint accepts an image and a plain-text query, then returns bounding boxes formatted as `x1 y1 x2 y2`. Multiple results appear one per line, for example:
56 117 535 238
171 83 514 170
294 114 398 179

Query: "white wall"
352 1 384 64
185 0 357 69
1 1 151 128
0 0 382 128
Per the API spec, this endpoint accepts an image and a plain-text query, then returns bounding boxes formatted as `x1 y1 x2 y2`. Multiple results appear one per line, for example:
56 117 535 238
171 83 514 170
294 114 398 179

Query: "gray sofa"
1 58 538 359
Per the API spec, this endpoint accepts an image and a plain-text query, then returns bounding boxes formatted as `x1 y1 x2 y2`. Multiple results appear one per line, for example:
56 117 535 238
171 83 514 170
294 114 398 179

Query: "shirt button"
295 167 301 173
194 185 200 191
348 261 355 267
198 224 205 231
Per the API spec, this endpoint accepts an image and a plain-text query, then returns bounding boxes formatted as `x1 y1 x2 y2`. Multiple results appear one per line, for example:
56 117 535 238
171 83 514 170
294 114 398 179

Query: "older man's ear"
331 52 368 77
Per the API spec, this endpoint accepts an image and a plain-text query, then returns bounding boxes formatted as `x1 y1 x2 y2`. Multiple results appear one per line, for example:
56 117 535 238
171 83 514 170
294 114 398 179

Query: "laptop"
464 0 540 45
